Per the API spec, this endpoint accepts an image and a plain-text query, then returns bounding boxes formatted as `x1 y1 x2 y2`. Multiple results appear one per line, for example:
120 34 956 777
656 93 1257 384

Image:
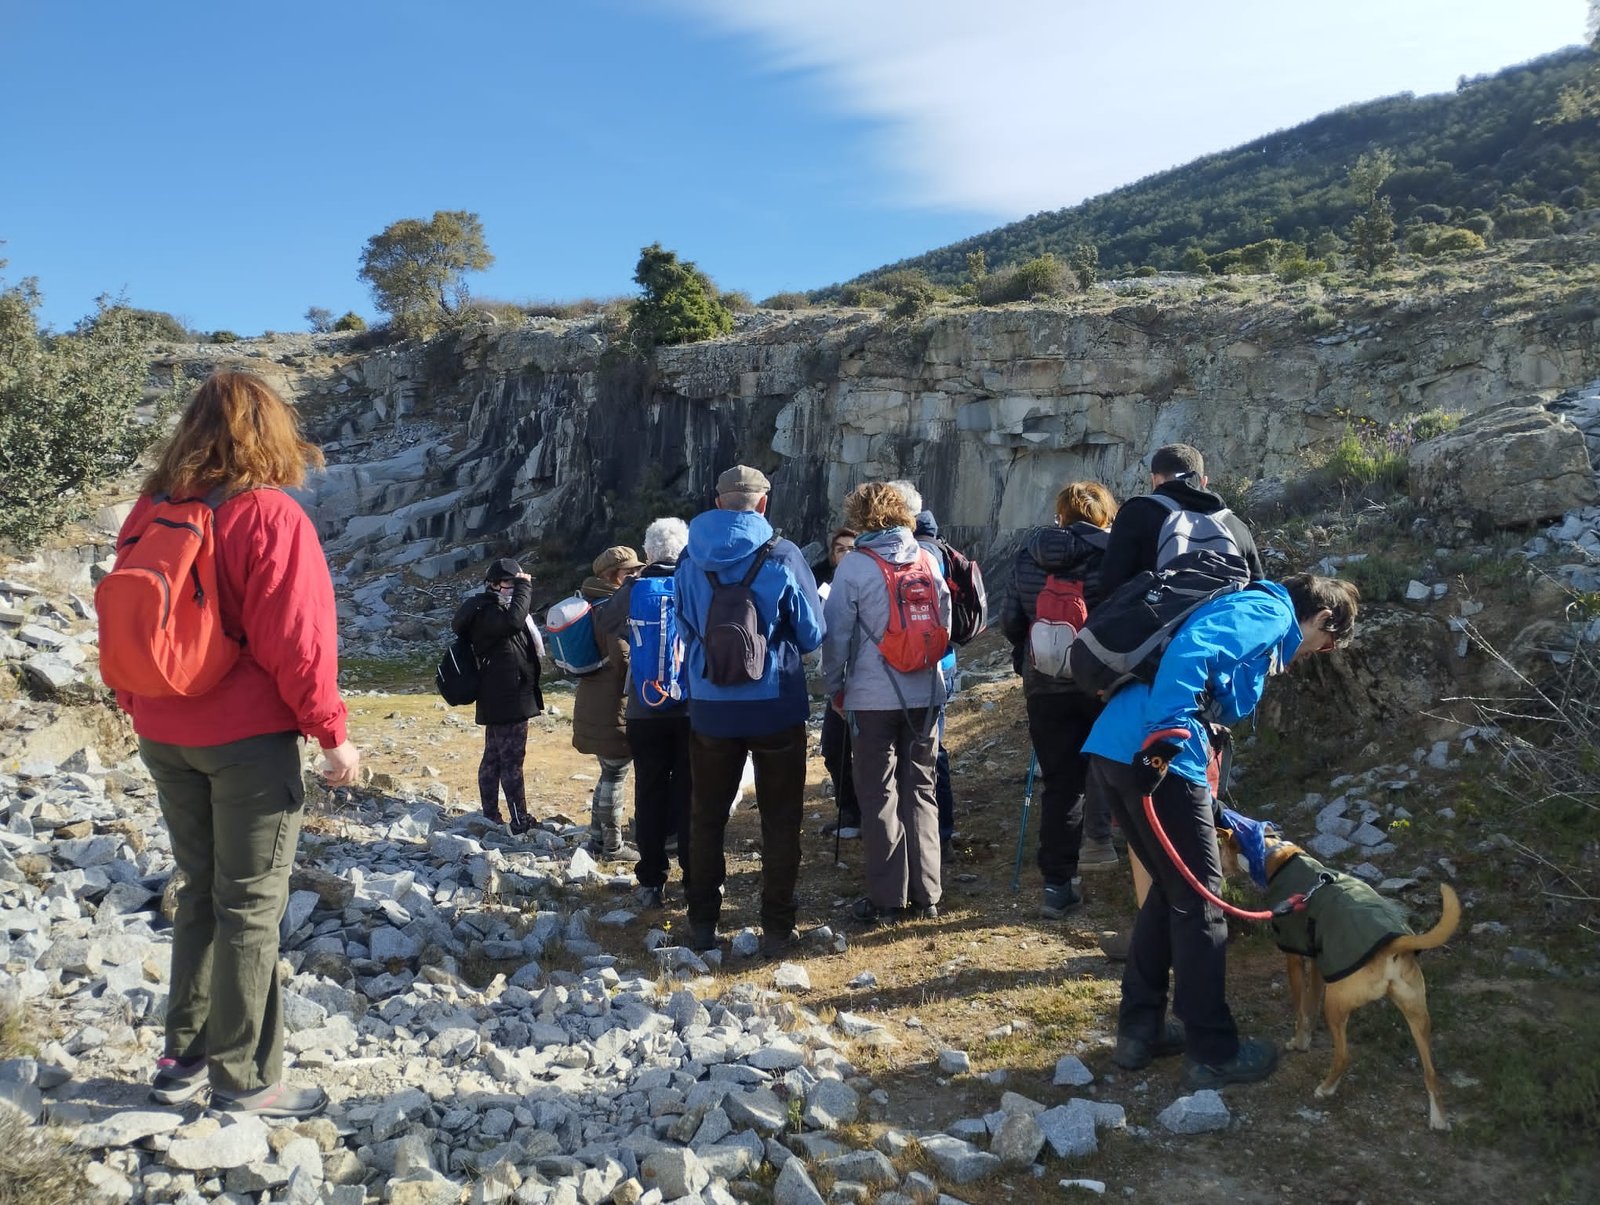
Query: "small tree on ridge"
358 210 493 337
628 243 733 348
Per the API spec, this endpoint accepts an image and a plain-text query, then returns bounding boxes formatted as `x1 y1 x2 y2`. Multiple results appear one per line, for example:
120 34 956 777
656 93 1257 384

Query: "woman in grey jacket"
822 482 952 925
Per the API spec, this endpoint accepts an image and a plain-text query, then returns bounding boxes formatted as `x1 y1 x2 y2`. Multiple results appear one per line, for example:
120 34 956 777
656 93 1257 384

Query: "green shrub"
979 254 1068 304
332 310 368 332
761 291 811 310
1133 265 1158 277
1298 303 1339 332
719 289 756 314
358 209 493 337
1408 226 1487 257
1278 257 1328 283
0 282 171 550
1494 203 1560 238
210 329 239 343
1339 551 1414 602
628 242 734 348
1460 212 1495 239
76 303 189 342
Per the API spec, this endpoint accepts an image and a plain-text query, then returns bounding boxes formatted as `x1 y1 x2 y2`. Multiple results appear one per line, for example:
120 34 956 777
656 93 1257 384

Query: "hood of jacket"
1025 521 1107 575
913 510 939 540
580 575 618 601
855 526 924 567
686 508 774 573
1155 478 1229 514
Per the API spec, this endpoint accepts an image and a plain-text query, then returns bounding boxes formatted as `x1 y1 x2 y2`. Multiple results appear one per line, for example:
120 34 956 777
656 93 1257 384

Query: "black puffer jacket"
452 581 544 726
1000 521 1109 695
1097 479 1263 598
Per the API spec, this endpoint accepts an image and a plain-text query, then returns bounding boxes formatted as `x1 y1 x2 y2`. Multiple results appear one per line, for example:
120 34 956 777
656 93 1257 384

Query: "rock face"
260 295 1598 581
1408 403 1598 527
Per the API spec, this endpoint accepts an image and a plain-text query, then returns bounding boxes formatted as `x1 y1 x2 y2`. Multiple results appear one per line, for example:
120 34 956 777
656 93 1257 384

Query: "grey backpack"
1151 494 1249 581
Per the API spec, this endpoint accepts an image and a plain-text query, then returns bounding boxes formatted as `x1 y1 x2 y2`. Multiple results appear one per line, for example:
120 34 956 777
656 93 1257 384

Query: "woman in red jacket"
111 371 358 1119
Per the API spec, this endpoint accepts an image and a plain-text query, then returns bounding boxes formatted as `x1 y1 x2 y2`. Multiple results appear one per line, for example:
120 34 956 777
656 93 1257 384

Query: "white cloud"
678 0 1584 217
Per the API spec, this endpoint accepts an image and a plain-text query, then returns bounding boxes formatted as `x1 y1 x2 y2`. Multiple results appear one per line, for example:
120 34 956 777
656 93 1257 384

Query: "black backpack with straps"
700 537 778 686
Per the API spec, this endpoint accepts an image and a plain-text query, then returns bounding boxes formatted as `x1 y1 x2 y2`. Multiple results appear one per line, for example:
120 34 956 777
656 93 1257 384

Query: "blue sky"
0 0 1586 334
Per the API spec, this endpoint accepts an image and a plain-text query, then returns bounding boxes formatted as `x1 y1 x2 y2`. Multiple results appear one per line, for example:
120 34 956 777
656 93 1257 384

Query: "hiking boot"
601 840 641 862
1098 926 1133 961
636 884 667 910
1079 839 1120 870
686 924 719 952
1111 1020 1187 1070
1040 882 1082 920
150 1055 208 1105
509 815 535 836
210 1082 329 1119
907 902 939 921
1180 1038 1280 1090
851 898 901 927
760 928 797 958
482 809 506 825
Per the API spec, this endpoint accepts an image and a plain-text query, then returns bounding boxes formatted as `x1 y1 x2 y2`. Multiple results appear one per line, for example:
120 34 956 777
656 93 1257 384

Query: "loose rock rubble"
4 736 1185 1204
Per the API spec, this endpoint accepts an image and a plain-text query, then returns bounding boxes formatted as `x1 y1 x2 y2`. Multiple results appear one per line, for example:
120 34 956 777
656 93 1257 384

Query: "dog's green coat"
1265 852 1413 982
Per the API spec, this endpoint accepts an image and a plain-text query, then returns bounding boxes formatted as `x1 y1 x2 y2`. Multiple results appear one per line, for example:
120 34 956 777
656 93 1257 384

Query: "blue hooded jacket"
674 508 824 738
1082 581 1303 786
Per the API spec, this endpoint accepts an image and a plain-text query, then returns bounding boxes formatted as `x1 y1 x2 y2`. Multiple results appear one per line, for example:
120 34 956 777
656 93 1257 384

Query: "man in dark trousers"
1097 443 1264 596
1092 443 1264 958
675 466 824 958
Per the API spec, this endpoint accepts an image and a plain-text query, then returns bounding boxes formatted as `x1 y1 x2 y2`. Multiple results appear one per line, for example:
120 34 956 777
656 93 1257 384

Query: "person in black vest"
1098 443 1263 597
1000 481 1120 921
453 557 544 834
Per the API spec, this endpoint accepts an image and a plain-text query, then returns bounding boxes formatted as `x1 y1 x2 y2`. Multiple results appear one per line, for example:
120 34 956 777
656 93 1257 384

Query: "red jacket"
114 488 349 750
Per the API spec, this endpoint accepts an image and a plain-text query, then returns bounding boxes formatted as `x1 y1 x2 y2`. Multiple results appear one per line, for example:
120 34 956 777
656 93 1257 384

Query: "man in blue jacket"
1082 573 1359 1090
676 465 825 957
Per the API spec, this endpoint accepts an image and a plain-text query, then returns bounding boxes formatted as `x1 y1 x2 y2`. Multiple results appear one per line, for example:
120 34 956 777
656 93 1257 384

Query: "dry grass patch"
0 1112 84 1205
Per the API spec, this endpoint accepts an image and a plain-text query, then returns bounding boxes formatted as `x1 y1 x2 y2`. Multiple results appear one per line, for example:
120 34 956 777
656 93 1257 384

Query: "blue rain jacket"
1082 581 1303 785
674 509 824 737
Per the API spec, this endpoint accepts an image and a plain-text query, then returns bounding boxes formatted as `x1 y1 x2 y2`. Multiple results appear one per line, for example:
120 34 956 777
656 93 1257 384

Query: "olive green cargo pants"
139 731 304 1094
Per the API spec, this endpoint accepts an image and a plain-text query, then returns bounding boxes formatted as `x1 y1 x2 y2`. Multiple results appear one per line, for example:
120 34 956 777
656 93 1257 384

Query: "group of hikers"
101 368 1361 1119
459 446 1360 1090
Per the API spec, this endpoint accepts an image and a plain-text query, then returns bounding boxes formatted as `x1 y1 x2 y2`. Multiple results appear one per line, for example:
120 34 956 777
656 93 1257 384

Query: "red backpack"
96 495 241 698
861 548 949 674
1028 574 1090 679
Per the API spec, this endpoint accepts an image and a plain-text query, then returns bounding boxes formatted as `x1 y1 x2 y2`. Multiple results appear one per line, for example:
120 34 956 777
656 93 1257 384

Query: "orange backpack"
96 495 241 698
861 547 950 674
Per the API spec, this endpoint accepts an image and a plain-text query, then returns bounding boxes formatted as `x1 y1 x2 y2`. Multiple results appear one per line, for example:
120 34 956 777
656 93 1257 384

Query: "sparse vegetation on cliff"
0 273 170 551
626 242 734 348
358 209 494 338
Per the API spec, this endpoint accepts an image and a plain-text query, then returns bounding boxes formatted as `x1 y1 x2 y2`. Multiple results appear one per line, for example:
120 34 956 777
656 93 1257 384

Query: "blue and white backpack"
545 594 606 676
626 575 686 709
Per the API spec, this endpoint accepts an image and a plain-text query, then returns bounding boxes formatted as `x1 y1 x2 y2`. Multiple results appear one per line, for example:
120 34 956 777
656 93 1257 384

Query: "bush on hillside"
760 291 812 310
210 330 239 343
978 254 1069 304
1408 226 1489 257
358 210 494 338
75 303 188 343
0 280 171 551
628 243 733 348
332 310 367 332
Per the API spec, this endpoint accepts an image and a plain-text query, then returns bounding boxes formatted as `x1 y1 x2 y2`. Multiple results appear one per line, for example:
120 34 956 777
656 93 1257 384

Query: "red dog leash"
1139 728 1319 923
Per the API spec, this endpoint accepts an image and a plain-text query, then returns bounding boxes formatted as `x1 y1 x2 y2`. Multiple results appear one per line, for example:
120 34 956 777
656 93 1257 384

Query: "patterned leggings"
479 721 530 824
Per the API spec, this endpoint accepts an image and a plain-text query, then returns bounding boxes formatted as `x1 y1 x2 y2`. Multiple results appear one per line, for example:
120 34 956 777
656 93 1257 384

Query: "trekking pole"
1010 751 1038 891
835 715 849 865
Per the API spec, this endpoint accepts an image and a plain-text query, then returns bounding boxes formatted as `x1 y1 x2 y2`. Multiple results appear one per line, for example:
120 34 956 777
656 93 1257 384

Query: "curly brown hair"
1054 480 1118 528
844 481 915 533
144 371 324 497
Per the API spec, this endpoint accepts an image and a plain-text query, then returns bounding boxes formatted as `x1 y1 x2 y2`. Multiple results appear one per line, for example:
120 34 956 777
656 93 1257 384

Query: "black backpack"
700 537 778 686
435 633 480 706
1066 550 1250 698
933 537 988 646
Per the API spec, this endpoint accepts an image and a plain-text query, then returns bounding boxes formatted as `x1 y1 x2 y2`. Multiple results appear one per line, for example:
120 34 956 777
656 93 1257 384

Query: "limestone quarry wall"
254 294 1598 580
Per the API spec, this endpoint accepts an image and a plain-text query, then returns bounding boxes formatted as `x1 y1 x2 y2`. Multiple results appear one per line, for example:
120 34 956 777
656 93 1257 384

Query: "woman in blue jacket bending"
1082 573 1359 1091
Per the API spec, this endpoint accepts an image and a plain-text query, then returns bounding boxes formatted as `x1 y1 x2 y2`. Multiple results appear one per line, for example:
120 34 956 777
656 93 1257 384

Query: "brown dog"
1221 830 1461 1130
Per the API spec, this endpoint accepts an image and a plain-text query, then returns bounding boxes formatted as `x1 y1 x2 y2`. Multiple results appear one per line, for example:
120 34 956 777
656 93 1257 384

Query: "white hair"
887 479 923 515
643 517 689 564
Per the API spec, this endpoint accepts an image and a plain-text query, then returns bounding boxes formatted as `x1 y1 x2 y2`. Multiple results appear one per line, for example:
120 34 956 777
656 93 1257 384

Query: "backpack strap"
703 536 779 591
